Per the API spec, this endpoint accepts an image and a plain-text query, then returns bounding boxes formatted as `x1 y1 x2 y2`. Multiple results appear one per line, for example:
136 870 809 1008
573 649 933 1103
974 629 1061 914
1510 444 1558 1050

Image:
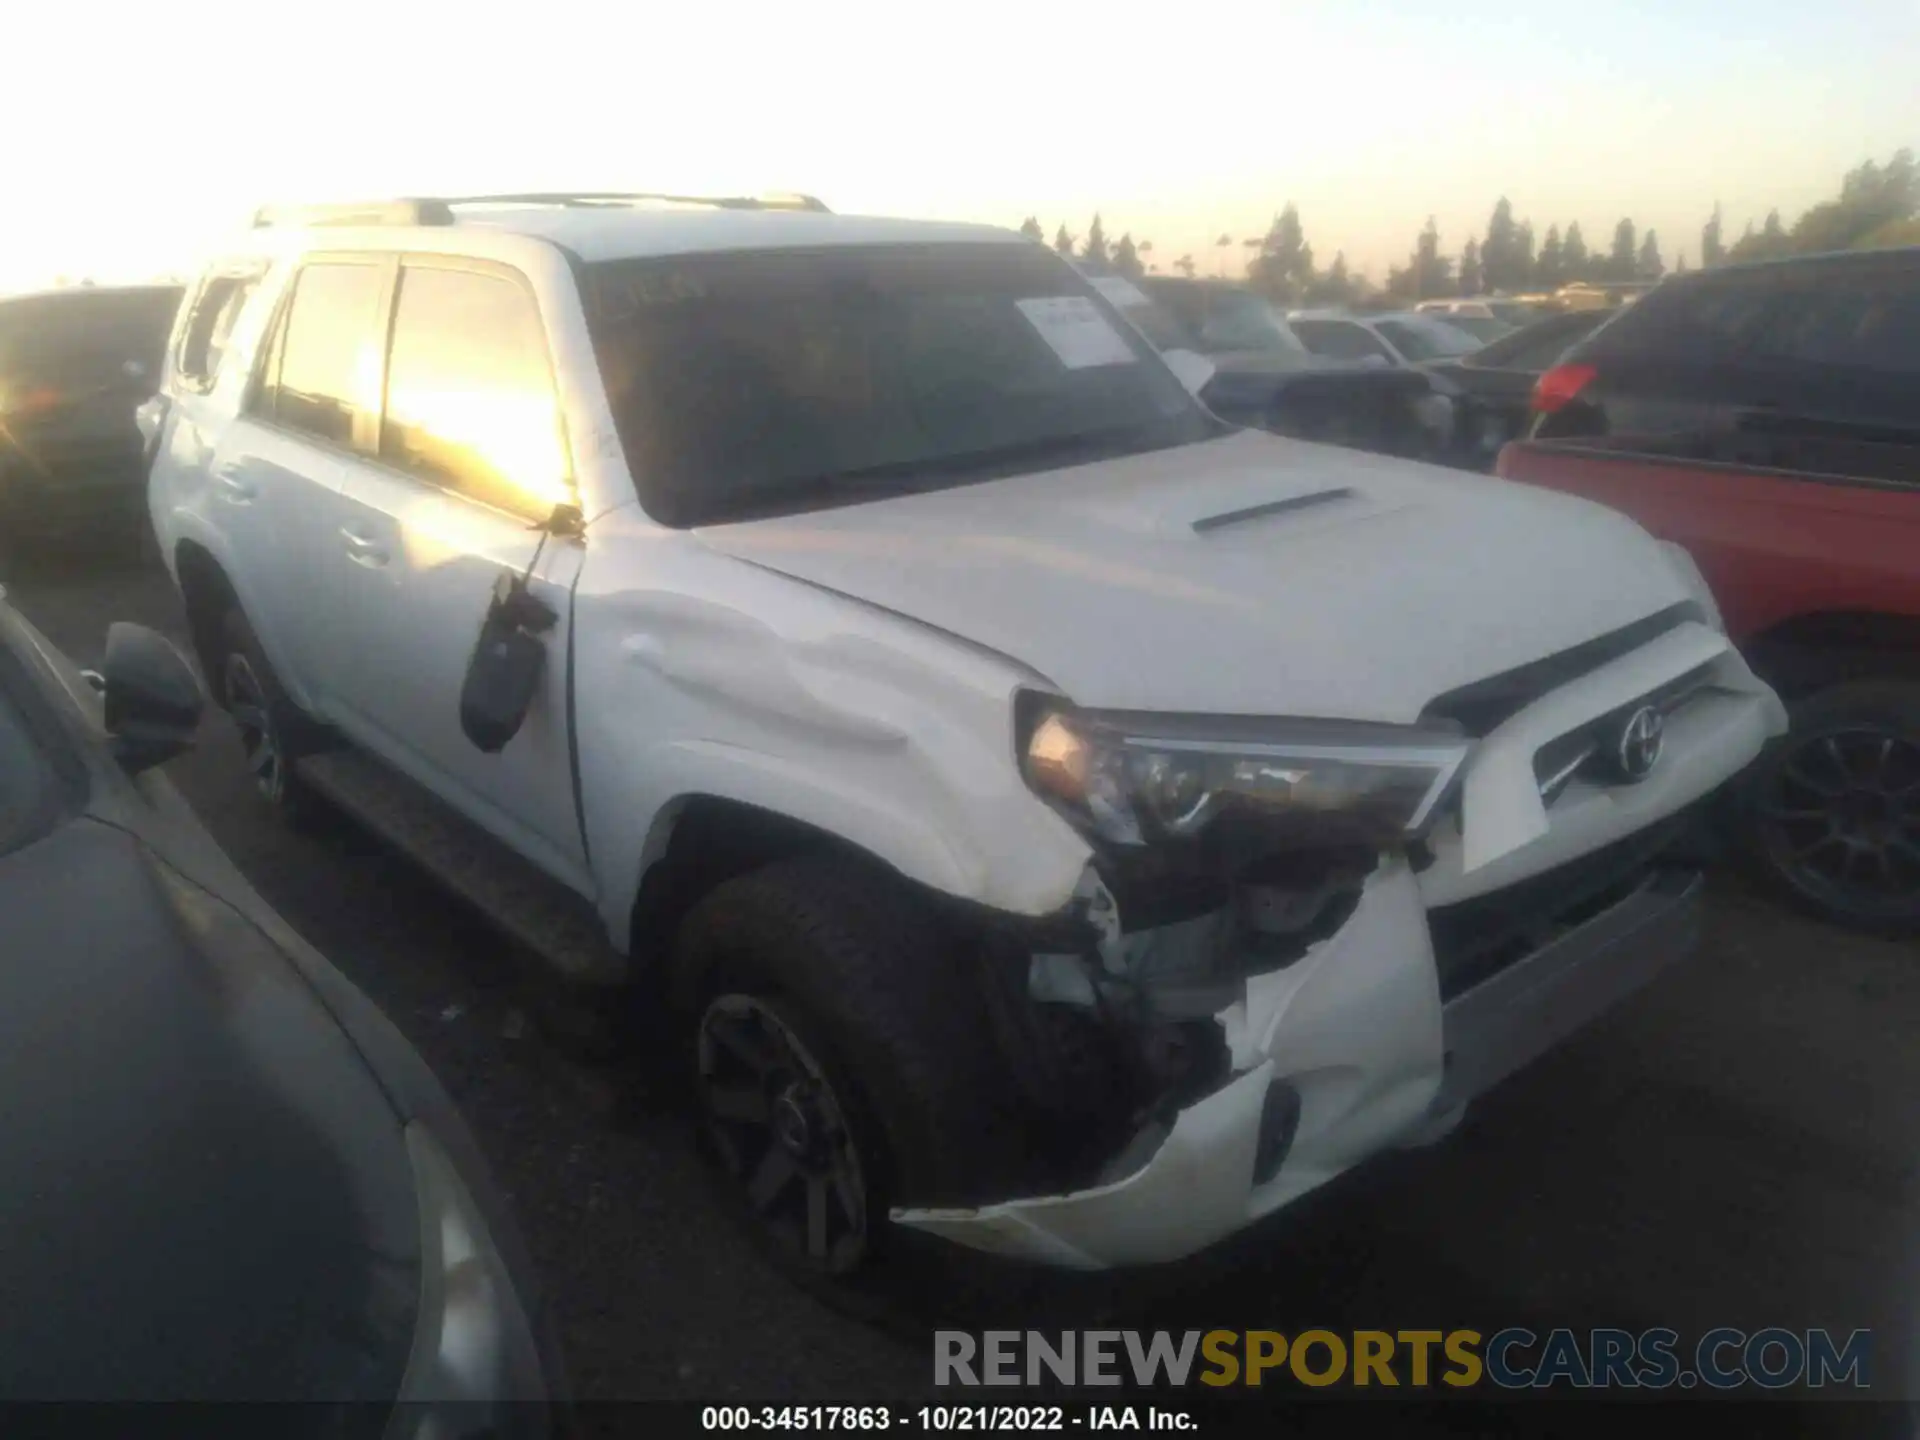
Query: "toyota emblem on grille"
1610 704 1666 782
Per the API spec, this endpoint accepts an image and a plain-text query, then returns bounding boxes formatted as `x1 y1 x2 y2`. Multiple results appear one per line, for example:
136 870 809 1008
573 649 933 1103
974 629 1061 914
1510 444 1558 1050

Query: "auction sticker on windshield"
1016 296 1138 369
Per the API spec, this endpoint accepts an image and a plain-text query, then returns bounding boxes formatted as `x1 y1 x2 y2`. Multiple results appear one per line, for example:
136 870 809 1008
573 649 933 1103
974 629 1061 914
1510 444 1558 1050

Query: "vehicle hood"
695 429 1691 722
0 813 420 1403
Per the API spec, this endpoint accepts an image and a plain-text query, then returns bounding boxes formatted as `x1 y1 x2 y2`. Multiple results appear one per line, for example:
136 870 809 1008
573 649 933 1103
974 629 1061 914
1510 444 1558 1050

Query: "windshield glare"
585 244 1212 526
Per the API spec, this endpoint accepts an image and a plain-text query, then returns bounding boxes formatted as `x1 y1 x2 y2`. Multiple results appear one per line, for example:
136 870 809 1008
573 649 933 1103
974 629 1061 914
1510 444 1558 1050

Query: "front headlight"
1020 699 1471 850
387 1124 551 1440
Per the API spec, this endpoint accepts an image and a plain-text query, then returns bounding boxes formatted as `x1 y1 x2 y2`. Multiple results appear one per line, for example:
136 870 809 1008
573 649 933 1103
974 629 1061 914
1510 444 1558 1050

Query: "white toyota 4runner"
143 193 1785 1284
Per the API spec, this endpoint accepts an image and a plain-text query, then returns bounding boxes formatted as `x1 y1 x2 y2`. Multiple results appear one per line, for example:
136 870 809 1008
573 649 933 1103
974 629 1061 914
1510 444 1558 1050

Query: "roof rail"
436 191 831 214
249 191 831 231
252 199 456 229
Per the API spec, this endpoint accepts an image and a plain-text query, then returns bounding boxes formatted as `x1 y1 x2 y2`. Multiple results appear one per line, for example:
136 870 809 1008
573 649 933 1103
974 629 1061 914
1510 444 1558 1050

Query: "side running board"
295 749 627 989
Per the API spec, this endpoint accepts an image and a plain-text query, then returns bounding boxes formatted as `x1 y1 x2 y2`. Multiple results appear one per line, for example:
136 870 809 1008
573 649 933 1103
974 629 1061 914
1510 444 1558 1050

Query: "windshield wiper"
689 423 1183 525
818 422 1179 490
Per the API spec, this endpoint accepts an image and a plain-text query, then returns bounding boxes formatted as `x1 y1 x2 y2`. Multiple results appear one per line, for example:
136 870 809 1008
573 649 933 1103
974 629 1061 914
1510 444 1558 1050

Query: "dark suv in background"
1527 246 1919 479
0 283 183 573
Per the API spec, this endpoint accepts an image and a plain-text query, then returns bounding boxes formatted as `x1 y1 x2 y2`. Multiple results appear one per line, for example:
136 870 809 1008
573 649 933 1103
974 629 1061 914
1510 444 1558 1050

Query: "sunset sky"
4 0 1914 292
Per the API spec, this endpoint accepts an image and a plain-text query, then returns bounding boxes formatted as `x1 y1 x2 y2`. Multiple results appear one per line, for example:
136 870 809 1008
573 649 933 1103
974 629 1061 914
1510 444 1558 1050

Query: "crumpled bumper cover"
892 862 1703 1270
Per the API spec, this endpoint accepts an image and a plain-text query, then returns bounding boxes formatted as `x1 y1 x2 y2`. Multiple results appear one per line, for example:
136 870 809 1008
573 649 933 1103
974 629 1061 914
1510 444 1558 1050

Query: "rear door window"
1586 273 1785 362
252 261 388 448
1292 320 1392 362
1748 274 1920 376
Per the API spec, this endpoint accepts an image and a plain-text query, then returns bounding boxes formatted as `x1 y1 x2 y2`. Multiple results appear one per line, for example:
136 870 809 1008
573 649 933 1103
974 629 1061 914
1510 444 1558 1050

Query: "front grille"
1530 660 1719 803
1427 808 1699 1000
1422 603 1700 738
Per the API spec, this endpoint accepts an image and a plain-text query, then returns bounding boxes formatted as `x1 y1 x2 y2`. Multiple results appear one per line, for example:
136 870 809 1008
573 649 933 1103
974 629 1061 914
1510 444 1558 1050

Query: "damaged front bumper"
892 627 1782 1270
893 859 1699 1269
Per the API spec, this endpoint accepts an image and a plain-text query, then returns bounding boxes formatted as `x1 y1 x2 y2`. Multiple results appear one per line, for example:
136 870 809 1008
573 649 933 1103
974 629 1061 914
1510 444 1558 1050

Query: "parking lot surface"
9 550 1918 1428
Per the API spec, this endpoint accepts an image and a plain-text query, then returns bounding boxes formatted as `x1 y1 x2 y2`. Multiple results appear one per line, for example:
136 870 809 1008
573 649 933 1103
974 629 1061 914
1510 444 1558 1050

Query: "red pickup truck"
1496 434 1920 935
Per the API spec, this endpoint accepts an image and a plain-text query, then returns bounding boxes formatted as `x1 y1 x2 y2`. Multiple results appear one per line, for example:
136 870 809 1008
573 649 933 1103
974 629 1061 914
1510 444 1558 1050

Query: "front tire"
1736 680 1920 936
672 856 1032 1306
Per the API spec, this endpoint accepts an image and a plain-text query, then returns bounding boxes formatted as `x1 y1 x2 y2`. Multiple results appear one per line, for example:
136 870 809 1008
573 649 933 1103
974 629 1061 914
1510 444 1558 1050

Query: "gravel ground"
8 545 1918 1435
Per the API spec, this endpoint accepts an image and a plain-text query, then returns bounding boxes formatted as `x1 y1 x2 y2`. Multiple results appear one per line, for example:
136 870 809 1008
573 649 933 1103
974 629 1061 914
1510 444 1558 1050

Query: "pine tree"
1636 229 1664 279
1609 219 1637 281
1536 224 1565 289
1082 215 1111 266
1457 238 1482 295
1700 204 1724 268
1563 221 1590 280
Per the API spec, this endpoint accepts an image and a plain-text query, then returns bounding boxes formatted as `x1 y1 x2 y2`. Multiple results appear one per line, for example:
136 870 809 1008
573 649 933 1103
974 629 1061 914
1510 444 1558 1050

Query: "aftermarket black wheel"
217 608 318 822
672 856 1031 1306
1739 680 1920 936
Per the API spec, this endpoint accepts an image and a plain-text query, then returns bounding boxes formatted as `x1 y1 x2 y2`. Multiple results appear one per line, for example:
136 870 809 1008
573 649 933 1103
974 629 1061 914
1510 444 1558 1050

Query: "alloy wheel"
696 994 871 1275
1756 725 1920 921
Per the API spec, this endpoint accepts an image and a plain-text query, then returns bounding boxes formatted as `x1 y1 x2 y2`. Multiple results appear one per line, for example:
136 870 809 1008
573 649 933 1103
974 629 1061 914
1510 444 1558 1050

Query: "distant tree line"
1018 214 1161 280
1019 148 1915 308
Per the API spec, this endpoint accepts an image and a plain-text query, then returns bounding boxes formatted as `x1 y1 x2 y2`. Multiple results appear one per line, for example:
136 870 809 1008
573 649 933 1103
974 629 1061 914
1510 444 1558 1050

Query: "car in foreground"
147 192 1781 1290
1290 309 1489 365
0 284 182 574
1420 309 1612 467
0 592 563 1425
1499 245 1920 933
1081 271 1451 459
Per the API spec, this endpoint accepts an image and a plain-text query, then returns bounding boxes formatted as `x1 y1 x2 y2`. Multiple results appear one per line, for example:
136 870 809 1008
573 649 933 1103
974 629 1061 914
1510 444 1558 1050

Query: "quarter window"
177 272 265 390
379 264 568 518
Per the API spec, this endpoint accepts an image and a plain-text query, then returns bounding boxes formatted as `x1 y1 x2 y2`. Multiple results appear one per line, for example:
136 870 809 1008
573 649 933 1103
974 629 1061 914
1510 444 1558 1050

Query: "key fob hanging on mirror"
460 570 558 754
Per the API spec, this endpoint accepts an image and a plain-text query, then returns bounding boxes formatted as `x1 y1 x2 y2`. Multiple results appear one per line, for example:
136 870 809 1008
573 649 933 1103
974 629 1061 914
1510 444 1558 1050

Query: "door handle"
340 528 390 567
212 465 257 503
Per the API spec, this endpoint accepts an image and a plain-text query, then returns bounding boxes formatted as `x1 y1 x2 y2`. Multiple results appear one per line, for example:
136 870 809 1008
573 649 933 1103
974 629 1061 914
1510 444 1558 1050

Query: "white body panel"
149 203 1786 1273
691 429 1695 723
325 468 590 893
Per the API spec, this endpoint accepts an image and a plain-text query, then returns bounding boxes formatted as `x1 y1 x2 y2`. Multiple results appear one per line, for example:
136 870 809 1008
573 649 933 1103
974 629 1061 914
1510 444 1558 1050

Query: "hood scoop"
1191 487 1356 535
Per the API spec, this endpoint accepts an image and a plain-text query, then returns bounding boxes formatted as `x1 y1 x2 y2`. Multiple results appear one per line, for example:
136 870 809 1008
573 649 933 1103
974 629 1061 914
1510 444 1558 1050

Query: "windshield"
583 244 1214 526
1430 314 1513 343
1376 315 1485 360
1190 289 1309 357
1082 274 1201 353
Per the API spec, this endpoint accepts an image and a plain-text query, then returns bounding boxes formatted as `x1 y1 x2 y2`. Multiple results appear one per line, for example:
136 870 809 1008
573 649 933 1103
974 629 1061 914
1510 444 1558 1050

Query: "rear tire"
1734 679 1920 936
671 856 1035 1314
216 608 320 824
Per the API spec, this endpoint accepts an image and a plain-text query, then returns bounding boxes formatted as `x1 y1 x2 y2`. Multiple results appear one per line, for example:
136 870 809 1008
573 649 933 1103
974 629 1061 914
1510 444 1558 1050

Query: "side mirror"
101 622 205 774
1161 348 1217 398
